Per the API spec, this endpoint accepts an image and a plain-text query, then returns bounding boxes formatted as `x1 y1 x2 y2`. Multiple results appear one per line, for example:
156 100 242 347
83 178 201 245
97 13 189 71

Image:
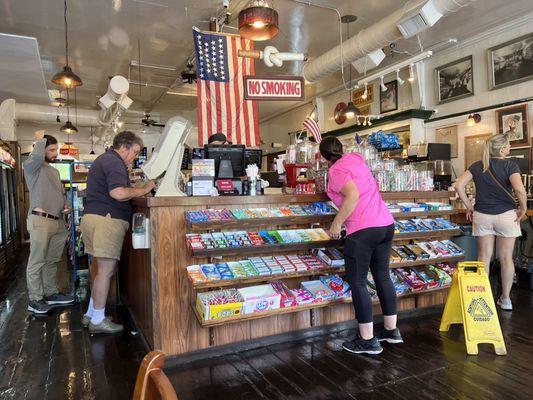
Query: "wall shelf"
188 255 465 290
193 286 449 327
393 229 461 241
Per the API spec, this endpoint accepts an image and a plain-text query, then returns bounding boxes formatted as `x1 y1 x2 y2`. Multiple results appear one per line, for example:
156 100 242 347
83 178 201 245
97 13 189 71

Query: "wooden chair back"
133 350 178 400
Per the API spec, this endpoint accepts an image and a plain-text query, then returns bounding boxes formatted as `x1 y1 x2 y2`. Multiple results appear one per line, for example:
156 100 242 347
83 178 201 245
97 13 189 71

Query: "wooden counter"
121 191 455 358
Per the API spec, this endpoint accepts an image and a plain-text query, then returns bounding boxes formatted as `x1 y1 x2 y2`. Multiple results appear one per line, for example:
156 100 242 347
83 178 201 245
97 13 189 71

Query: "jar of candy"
296 138 310 164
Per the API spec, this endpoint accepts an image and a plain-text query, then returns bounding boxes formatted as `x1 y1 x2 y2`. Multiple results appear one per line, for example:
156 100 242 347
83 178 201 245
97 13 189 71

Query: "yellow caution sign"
439 261 506 355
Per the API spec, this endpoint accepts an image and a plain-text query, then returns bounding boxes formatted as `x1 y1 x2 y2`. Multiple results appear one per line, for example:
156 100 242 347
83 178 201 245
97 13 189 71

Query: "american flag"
303 116 322 143
193 27 260 147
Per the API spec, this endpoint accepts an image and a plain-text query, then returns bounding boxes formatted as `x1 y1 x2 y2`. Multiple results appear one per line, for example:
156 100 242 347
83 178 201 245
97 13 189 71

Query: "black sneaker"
44 293 75 305
28 300 52 314
377 328 404 344
342 335 383 355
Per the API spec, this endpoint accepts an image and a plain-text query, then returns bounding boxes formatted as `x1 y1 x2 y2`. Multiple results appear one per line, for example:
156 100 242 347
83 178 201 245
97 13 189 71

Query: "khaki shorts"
80 214 130 260
472 210 521 237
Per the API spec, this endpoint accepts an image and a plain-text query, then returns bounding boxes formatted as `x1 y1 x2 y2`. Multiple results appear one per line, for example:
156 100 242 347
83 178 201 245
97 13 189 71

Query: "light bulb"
64 78 72 87
368 119 372 126
380 76 387 92
361 83 368 100
345 110 355 119
252 20 266 28
396 69 405 85
408 64 415 82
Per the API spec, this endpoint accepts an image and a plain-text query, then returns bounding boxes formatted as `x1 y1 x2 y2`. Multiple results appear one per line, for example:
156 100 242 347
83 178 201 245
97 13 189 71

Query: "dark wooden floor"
1 249 532 399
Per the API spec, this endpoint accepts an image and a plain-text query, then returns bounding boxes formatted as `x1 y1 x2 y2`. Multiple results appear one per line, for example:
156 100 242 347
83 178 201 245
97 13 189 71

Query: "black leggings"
344 224 397 324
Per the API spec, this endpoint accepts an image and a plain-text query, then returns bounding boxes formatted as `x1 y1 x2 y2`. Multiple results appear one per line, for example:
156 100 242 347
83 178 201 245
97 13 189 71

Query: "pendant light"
238 0 279 41
466 113 481 127
60 89 78 134
90 127 95 155
52 0 82 88
339 15 360 120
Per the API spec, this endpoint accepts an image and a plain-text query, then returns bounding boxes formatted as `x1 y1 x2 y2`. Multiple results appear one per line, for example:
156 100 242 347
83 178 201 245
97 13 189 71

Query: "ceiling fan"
180 62 197 85
141 113 165 127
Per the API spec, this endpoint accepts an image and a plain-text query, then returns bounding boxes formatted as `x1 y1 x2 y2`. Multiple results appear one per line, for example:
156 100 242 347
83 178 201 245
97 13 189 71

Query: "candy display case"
122 191 463 359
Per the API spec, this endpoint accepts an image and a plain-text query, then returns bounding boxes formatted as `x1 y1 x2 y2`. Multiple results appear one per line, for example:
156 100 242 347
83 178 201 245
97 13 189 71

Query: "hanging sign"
440 261 506 355
244 76 305 101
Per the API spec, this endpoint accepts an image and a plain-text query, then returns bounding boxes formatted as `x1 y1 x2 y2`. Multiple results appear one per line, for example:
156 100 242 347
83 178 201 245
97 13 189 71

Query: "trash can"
452 225 478 261
517 265 533 291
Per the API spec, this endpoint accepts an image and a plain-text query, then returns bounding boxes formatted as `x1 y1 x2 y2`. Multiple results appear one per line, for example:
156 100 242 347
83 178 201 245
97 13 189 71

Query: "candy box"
301 280 335 301
259 231 278 244
424 202 453 211
231 209 248 219
196 289 244 321
397 202 428 212
319 275 350 298
312 228 331 241
238 285 281 314
270 281 296 307
418 242 438 258
395 268 427 291
389 270 411 295
316 248 344 266
201 264 221 281
247 232 265 246
413 267 440 289
292 288 315 305
227 261 248 278
237 260 258 277
186 234 205 250
211 232 228 248
186 265 207 284
215 263 234 280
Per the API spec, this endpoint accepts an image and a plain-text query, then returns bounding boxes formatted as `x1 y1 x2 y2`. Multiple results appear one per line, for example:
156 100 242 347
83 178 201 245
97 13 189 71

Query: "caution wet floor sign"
439 262 507 355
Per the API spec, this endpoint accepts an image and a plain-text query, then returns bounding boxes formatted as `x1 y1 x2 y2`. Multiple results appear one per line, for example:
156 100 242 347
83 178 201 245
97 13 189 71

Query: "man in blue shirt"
81 131 155 333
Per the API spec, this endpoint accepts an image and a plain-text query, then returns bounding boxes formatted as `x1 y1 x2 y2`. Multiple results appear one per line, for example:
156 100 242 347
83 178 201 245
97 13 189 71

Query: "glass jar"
296 139 310 164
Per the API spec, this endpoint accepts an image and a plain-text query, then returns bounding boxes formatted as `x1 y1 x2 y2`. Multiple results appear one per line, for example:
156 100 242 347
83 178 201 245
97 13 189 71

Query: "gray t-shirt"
23 139 66 217
468 158 520 215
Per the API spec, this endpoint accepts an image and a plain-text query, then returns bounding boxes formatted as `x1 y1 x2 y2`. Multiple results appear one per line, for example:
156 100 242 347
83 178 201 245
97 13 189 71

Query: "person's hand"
466 207 474 222
329 221 342 239
515 208 527 223
144 181 156 194
34 130 45 140
62 205 72 214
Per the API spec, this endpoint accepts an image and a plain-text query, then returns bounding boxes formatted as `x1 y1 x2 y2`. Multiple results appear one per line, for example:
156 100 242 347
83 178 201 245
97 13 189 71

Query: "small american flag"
303 116 322 143
193 27 260 147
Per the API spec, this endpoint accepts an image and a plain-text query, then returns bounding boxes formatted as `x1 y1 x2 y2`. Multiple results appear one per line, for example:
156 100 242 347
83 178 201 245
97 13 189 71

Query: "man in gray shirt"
23 131 74 314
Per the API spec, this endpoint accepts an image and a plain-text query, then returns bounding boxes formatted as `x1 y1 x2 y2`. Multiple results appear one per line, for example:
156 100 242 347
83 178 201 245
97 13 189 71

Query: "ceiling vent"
397 0 443 38
352 49 386 74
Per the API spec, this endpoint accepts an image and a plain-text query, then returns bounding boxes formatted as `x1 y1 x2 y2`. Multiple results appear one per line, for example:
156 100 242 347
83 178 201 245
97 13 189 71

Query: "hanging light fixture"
60 89 78 134
339 15 360 121
361 83 368 100
52 0 82 88
238 0 279 41
466 113 481 127
408 64 415 82
396 69 405 85
90 128 95 155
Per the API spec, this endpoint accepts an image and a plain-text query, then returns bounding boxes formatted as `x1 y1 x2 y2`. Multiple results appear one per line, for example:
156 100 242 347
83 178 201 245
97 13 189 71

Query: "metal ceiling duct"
302 0 480 83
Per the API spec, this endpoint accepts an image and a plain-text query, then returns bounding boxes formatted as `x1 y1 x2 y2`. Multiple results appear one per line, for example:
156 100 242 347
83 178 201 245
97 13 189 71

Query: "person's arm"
454 170 474 222
509 173 527 222
23 138 47 174
329 180 359 239
109 181 156 202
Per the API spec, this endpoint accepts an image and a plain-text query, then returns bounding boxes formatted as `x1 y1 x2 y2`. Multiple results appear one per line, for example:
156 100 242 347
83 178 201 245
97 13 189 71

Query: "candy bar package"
428 264 452 286
397 202 429 212
201 264 221 281
441 240 464 255
270 281 296 307
395 220 417 233
410 218 431 231
419 219 442 231
389 270 411 295
231 209 248 219
187 265 207 284
319 275 350 298
429 241 451 257
424 202 453 211
296 229 313 242
393 245 415 261
434 218 457 230
389 248 402 263
386 203 403 214
211 232 229 248
301 280 335 301
196 289 244 321
238 285 281 314
186 234 205 250
406 244 430 259
289 205 307 216
269 230 285 243
185 211 208 223
215 263 234 280
312 228 331 241
247 232 265 246
291 288 315 305
227 261 247 278
413 267 440 289
438 263 456 279
259 231 277 244
395 268 427 291
299 254 326 269
238 260 258 277
418 242 439 258
316 248 344 266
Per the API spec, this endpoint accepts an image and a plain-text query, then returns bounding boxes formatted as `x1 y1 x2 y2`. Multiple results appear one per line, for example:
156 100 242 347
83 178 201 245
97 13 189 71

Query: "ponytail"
482 134 510 172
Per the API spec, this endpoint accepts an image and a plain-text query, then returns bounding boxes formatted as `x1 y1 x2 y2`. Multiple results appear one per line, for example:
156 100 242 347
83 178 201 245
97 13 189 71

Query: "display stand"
122 191 461 359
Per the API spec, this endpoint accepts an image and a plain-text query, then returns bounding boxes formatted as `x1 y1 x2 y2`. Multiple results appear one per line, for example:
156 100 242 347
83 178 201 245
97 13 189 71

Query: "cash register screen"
203 145 245 178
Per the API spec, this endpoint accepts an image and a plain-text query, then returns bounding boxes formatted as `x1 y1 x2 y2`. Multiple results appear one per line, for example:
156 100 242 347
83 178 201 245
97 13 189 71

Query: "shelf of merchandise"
392 229 462 241
190 239 343 258
192 285 450 328
188 254 465 290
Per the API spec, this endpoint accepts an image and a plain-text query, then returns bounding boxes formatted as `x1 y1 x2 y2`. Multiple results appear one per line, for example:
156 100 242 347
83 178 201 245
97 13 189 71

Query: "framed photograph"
508 147 531 174
380 80 398 113
464 133 492 170
496 104 529 147
488 32 533 90
435 56 474 104
435 125 458 158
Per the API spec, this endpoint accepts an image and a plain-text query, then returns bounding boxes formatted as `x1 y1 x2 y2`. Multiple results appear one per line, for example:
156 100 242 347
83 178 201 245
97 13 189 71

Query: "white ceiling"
0 0 532 123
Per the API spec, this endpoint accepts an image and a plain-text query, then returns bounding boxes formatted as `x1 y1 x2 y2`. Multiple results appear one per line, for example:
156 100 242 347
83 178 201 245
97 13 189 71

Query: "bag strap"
486 165 516 203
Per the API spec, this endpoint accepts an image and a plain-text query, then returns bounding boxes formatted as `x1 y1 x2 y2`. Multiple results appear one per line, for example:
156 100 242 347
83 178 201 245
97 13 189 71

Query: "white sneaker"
497 297 512 311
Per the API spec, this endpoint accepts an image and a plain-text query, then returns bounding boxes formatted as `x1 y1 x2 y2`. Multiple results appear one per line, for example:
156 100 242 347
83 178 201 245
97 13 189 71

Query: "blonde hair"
482 134 510 171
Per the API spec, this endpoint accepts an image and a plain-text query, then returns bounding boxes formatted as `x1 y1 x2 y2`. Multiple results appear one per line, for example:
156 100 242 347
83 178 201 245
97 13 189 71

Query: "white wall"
424 14 533 175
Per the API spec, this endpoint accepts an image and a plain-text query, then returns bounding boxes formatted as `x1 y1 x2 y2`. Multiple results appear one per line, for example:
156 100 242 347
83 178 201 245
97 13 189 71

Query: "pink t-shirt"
327 153 394 236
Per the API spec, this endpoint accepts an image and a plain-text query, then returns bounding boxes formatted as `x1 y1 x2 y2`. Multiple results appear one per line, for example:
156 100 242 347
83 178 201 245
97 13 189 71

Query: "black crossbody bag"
486 166 519 207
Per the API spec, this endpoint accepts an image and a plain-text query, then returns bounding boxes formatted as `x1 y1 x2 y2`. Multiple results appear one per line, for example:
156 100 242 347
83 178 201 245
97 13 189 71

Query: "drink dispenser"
132 213 150 249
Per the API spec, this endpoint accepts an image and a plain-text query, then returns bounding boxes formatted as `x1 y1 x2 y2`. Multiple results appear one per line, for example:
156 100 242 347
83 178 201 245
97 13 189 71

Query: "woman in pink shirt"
320 136 401 355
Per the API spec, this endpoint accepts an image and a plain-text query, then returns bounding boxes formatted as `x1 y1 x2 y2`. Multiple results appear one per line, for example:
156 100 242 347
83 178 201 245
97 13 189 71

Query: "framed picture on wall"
488 32 533 90
508 147 531 174
435 125 458 158
435 56 474 104
496 104 529 147
380 80 398 113
464 133 492 170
